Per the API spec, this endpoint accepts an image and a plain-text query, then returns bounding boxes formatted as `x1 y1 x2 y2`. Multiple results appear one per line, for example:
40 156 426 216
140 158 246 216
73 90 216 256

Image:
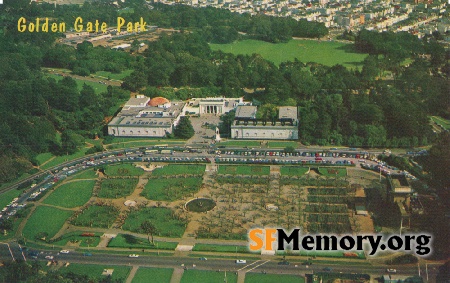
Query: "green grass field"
142 177 202 201
181 270 237 283
70 205 119 228
51 231 102 247
105 164 144 177
98 178 138 199
72 169 98 180
431 116 450 130
151 164 205 176
317 167 347 177
95 69 133 80
108 234 178 250
192 243 248 253
245 273 305 283
35 152 54 166
0 189 21 209
210 39 367 67
218 165 270 175
43 180 95 208
46 74 108 94
132 267 173 283
268 141 298 148
40 148 91 170
122 207 186 238
60 263 131 281
219 140 261 147
23 206 72 240
280 166 309 176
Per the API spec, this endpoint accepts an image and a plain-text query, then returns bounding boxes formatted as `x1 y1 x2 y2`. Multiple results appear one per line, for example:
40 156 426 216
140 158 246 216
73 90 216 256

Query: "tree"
174 116 194 139
141 220 157 244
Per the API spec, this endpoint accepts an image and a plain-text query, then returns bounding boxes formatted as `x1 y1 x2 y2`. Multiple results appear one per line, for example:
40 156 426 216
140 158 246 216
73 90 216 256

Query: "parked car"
387 269 397 273
128 254 139 258
60 250 70 254
199 257 207 260
236 260 247 264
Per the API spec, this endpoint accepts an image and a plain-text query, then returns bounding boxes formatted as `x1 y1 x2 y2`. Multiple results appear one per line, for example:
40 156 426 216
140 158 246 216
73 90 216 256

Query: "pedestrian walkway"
169 268 184 283
125 266 139 283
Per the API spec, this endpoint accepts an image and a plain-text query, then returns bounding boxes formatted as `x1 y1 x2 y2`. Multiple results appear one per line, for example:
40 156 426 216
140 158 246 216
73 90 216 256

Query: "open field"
108 234 178 250
218 165 270 175
72 169 98 180
245 273 305 283
51 231 102 247
122 207 186 238
46 74 109 94
60 263 131 281
210 39 367 67
132 267 173 283
98 178 139 199
95 69 133 80
267 141 298 148
43 180 95 208
23 206 72 240
218 140 261 147
70 205 119 228
280 166 309 176
104 164 144 177
142 177 202 201
151 164 205 176
181 269 237 283
36 152 54 166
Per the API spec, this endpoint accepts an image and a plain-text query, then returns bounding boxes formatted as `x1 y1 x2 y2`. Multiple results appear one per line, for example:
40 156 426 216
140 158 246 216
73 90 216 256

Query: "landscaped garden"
50 231 102 247
43 180 95 208
181 269 237 283
142 177 203 201
108 234 178 250
217 165 270 175
23 206 72 240
280 166 309 176
60 263 131 282
318 167 347 177
245 272 305 283
104 164 144 177
151 164 205 176
70 204 120 228
122 207 187 238
98 178 138 199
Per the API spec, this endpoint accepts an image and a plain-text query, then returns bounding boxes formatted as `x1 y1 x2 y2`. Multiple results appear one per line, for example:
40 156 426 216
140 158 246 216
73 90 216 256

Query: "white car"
60 250 70 254
45 256 54 260
236 260 247 264
387 269 397 273
128 254 139 258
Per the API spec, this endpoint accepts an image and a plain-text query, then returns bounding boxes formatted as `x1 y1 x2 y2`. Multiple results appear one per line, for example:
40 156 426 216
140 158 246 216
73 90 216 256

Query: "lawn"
0 204 33 241
40 147 90 170
219 140 261 147
72 169 98 180
192 244 248 253
95 69 133 80
46 74 108 94
105 164 144 177
98 178 138 199
35 152 54 166
431 116 450 130
267 141 298 148
108 234 178 250
218 165 270 175
210 39 367 67
43 180 95 208
142 177 202 201
122 207 186 238
60 263 131 282
181 270 237 283
51 231 102 247
280 166 309 176
318 167 347 177
245 273 305 283
0 189 21 209
132 267 173 283
70 205 120 228
151 164 205 176
23 206 72 240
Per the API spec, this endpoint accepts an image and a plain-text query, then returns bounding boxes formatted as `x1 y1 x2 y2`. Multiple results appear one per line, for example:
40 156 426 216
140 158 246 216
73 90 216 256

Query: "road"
0 245 441 281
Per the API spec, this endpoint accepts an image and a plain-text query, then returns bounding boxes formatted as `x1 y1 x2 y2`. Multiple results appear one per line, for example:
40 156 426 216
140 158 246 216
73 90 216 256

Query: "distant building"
230 106 299 140
184 97 250 116
107 95 185 138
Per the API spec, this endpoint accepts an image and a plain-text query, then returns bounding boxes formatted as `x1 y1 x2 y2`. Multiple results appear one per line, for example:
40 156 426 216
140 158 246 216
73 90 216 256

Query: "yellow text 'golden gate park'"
17 17 147 33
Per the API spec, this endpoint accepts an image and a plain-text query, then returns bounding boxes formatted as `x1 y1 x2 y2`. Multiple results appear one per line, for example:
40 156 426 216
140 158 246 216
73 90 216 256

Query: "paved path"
125 265 139 283
169 268 184 283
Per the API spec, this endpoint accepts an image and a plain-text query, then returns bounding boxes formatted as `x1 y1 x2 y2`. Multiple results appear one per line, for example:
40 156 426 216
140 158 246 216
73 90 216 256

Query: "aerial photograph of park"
0 0 449 282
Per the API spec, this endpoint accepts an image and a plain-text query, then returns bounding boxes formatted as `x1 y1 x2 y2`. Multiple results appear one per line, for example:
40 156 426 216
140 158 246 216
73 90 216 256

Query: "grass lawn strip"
108 234 178 250
43 180 95 208
317 167 347 177
104 163 144 177
280 166 309 176
23 206 72 240
142 177 202 201
98 178 138 199
210 39 367 67
131 267 173 283
181 269 238 283
122 207 186 238
50 231 102 247
218 165 270 175
245 272 305 283
60 263 131 281
71 169 98 180
193 243 248 253
151 164 205 176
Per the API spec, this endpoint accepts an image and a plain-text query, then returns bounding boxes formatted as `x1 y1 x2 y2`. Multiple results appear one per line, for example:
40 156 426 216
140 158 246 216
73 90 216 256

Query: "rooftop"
278 106 298 120
235 106 257 119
